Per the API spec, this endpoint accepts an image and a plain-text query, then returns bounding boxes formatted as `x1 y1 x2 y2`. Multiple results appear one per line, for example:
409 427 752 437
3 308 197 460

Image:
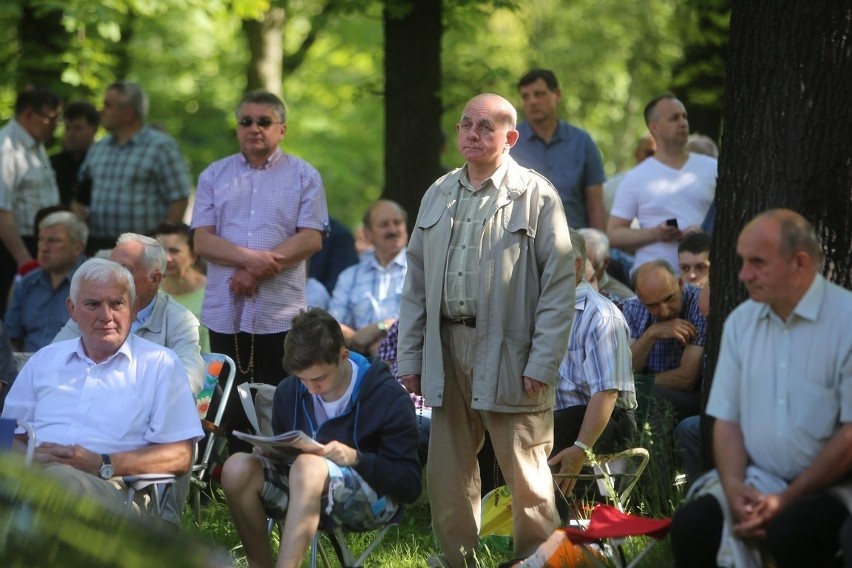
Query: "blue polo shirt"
511 120 606 228
4 257 85 352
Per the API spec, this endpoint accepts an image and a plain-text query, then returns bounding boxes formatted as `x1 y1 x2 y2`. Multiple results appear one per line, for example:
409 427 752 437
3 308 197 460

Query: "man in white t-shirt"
606 94 716 275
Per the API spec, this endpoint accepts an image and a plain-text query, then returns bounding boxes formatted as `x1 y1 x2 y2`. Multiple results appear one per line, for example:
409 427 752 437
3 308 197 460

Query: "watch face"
100 463 114 479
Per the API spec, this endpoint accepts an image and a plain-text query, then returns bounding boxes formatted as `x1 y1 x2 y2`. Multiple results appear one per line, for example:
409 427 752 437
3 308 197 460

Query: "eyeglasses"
35 110 62 124
237 117 281 128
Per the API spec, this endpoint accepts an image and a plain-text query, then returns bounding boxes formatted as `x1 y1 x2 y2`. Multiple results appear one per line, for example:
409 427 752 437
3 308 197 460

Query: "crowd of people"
0 70 849 568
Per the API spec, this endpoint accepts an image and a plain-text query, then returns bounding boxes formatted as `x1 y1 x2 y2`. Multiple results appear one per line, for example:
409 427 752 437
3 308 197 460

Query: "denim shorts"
257 455 398 531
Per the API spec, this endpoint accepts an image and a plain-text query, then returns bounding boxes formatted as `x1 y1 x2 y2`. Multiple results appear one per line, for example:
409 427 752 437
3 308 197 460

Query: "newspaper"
233 430 325 461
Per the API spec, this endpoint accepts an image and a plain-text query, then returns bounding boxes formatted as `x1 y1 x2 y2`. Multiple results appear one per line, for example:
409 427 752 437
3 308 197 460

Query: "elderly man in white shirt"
2 258 203 515
669 209 852 568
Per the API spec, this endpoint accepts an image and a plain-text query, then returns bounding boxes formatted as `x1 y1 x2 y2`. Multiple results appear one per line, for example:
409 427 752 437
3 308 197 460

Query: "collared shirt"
442 161 504 319
80 126 191 239
511 120 606 229
0 119 60 235
707 275 852 481
328 249 407 330
556 281 637 411
2 334 203 453
133 296 156 333
4 257 85 352
192 148 328 334
621 283 707 373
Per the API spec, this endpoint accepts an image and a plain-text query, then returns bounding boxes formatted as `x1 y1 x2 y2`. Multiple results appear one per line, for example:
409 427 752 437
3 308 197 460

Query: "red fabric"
16 260 40 277
561 504 672 543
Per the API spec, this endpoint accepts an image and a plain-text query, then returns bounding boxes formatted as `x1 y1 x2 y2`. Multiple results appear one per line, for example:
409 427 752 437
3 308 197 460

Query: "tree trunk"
383 0 442 222
702 0 852 468
243 8 285 95
16 3 67 91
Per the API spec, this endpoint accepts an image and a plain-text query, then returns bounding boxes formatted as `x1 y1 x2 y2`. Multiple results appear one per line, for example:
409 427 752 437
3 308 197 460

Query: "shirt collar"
757 274 825 323
9 119 39 149
67 334 133 365
460 156 510 193
368 247 407 270
239 146 284 169
134 295 156 328
575 280 591 310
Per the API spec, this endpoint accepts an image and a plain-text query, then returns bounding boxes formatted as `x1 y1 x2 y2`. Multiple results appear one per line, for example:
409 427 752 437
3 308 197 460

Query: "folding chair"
560 504 671 568
307 505 407 568
553 447 650 515
189 352 237 521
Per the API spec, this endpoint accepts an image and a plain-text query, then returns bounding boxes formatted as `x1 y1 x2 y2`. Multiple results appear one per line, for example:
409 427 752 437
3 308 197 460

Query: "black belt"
443 316 476 328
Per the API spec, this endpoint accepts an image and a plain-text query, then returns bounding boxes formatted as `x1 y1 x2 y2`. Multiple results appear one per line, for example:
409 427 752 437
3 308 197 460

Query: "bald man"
621 260 707 421
398 93 574 567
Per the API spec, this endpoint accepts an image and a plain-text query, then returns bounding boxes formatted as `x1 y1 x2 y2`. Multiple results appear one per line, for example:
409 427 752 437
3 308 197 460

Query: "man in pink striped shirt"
192 91 328 452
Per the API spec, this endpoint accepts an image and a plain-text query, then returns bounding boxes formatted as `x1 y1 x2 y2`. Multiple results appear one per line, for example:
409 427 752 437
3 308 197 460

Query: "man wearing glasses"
0 87 62 315
192 91 328 454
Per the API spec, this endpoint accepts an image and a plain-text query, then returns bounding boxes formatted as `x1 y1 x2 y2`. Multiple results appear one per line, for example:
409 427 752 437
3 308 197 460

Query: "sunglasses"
237 117 281 128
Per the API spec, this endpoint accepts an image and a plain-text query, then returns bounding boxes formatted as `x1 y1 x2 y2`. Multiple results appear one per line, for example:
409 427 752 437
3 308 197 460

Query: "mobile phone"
665 218 679 228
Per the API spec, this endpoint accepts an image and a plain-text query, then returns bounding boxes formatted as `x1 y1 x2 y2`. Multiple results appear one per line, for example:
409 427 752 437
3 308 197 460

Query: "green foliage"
0 0 719 228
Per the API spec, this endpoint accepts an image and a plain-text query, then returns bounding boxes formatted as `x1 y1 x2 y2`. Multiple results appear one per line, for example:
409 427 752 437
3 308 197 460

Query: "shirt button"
466 218 471 222
461 245 466 250
460 301 465 306
458 272 463 276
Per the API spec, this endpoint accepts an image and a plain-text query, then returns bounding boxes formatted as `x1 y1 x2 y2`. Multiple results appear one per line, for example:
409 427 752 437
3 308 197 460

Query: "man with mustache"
328 200 408 356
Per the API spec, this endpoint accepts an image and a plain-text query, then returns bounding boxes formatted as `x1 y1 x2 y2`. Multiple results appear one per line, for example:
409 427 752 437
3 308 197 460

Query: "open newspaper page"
233 430 325 462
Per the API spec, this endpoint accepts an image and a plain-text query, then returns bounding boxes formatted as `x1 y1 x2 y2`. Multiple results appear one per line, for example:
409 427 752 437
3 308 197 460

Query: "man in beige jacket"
398 93 575 567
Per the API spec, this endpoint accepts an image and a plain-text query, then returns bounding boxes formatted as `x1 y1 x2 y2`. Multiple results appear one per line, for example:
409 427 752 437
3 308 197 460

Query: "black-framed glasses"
237 117 280 128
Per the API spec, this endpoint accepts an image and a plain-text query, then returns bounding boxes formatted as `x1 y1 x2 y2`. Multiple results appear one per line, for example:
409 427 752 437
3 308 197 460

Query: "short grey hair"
579 228 610 269
39 211 89 245
237 91 287 124
116 233 167 273
569 228 587 268
70 258 136 306
108 81 149 121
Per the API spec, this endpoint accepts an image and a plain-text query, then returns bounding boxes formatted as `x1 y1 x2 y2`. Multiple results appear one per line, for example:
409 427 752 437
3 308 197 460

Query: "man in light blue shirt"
549 229 637 497
670 209 852 568
6 211 87 352
511 69 606 230
328 200 408 355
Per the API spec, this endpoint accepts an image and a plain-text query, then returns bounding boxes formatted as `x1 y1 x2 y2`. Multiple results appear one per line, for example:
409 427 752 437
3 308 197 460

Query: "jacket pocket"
494 334 535 407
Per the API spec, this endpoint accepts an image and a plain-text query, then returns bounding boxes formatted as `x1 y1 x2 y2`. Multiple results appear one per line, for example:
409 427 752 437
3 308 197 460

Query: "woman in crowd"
156 222 210 352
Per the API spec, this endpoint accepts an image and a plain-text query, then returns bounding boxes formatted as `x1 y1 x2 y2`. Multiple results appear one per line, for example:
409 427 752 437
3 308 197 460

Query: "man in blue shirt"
511 69 607 230
5 211 87 352
328 200 408 356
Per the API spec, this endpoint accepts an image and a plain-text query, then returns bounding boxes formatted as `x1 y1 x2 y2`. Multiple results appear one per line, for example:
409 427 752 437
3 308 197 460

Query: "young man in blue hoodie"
221 307 422 568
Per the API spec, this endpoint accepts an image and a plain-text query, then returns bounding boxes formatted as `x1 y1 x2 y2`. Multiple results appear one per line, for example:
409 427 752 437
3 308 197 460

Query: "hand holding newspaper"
233 430 325 462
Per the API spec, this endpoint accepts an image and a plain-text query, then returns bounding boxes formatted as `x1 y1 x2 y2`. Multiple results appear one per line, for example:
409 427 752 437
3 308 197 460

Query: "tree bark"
383 0 443 223
16 3 67 91
702 0 852 469
243 7 285 95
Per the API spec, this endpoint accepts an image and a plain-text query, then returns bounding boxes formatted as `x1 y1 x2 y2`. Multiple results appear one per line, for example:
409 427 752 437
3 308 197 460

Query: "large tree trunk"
383 0 442 222
243 8 285 95
702 1 852 467
16 3 67 91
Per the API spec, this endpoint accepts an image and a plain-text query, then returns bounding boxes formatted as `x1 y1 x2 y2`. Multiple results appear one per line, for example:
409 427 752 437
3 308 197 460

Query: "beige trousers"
427 322 557 567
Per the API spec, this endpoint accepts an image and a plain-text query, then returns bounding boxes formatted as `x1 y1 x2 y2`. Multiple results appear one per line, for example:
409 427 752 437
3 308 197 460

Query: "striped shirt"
621 283 707 373
328 249 407 330
80 126 191 239
556 281 637 411
192 148 328 334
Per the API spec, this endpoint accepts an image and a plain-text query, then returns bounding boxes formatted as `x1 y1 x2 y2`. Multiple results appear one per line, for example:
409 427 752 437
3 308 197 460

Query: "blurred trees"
0 0 724 230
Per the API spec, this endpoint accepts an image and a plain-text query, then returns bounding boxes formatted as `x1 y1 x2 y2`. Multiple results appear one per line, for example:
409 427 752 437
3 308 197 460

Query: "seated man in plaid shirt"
547 230 637 501
621 259 708 422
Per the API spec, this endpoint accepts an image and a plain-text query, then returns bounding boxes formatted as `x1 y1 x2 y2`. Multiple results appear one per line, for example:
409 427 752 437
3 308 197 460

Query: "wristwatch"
377 321 389 337
99 454 114 479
